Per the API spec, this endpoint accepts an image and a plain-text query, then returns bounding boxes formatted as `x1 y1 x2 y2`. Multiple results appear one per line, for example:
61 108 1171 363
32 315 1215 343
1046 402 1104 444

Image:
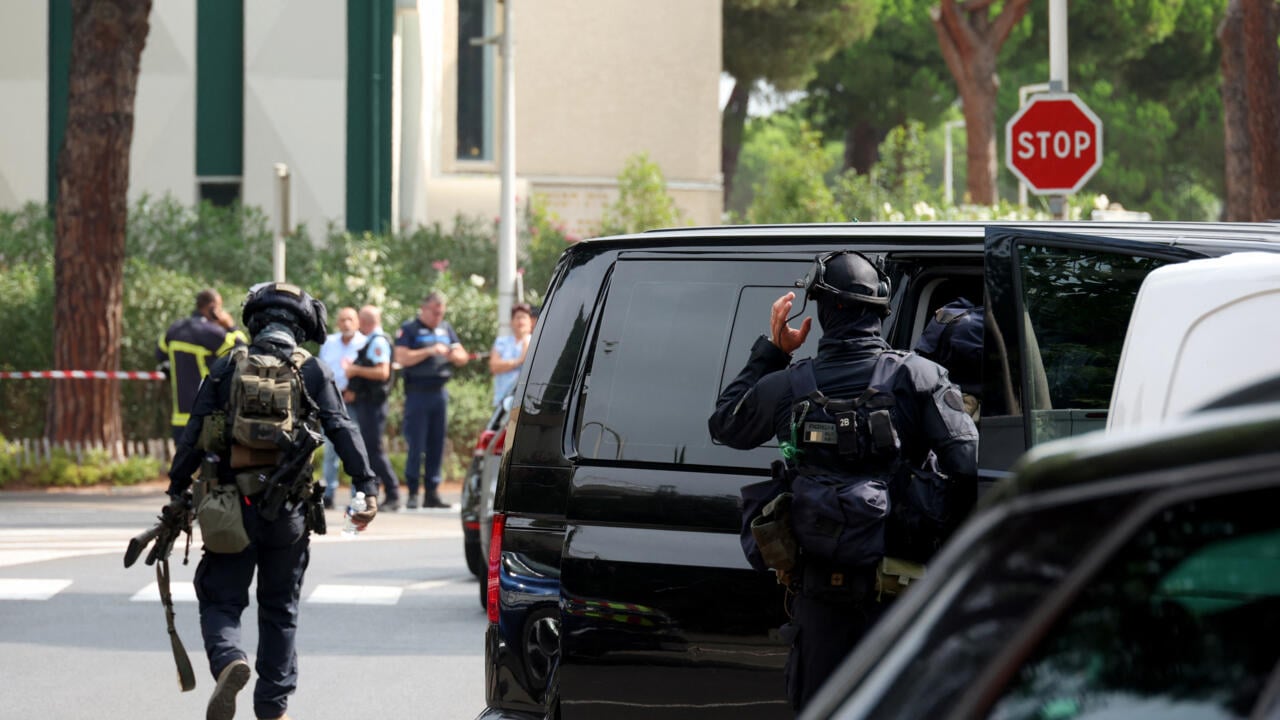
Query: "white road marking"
0 528 132 568
130 581 197 603
0 578 72 600
306 584 403 605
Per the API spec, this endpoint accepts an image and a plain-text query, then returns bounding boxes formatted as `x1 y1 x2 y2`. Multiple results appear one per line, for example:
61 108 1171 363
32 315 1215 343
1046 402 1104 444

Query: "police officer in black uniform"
708 251 978 712
166 283 380 720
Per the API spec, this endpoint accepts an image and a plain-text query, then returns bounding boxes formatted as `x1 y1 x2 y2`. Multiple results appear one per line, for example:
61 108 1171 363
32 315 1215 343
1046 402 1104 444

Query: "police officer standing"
343 304 402 511
165 283 380 720
708 251 978 712
395 291 469 509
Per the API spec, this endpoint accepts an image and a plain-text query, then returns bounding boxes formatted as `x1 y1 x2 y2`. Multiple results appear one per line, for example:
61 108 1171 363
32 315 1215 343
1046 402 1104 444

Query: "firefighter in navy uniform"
165 282 379 720
157 288 248 441
708 251 978 712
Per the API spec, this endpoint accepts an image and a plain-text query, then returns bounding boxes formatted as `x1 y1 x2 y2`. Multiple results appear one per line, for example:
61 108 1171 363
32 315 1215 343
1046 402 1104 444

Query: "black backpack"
783 352 956 566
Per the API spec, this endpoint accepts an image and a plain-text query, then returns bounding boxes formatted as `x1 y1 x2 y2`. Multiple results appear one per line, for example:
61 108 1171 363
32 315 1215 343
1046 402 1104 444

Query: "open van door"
1108 252 1280 432
980 226 1202 474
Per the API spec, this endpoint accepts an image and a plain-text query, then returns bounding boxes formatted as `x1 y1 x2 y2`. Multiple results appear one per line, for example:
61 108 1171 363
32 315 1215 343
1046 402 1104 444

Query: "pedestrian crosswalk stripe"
0 527 127 568
131 581 197 603
0 578 72 600
306 584 403 605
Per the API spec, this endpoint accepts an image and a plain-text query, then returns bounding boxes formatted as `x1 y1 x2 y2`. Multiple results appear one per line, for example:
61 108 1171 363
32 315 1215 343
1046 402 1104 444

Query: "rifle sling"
156 558 196 692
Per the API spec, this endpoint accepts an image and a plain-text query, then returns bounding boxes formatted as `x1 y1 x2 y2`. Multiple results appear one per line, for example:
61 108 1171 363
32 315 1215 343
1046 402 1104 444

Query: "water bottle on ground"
342 492 367 536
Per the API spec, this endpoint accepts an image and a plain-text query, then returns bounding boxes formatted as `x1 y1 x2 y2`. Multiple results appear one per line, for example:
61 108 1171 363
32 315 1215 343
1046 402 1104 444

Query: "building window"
198 179 242 208
456 0 492 161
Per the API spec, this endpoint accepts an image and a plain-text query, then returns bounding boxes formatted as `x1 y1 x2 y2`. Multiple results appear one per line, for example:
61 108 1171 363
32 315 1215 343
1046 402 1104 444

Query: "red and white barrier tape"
0 370 166 380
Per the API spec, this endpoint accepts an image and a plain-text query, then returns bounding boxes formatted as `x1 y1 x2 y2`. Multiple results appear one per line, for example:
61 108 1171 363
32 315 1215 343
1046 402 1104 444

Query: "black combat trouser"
350 398 401 503
193 498 309 720
782 562 887 712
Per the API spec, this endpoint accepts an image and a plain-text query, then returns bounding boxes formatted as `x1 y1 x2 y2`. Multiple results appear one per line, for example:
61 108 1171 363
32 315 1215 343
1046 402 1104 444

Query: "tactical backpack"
227 345 312 461
783 351 957 566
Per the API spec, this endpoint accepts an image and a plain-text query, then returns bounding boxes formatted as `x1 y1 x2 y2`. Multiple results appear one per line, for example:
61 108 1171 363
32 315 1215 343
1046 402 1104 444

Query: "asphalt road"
0 484 488 719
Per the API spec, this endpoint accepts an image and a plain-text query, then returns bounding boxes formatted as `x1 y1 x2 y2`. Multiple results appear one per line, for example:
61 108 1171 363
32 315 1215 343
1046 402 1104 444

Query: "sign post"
1004 94 1102 199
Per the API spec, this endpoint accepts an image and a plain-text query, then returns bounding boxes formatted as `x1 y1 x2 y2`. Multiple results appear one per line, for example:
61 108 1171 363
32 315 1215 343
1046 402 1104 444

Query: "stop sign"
1005 93 1103 195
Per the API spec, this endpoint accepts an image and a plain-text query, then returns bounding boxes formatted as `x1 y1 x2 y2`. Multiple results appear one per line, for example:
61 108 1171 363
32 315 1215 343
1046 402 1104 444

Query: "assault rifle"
123 492 197 692
257 423 326 532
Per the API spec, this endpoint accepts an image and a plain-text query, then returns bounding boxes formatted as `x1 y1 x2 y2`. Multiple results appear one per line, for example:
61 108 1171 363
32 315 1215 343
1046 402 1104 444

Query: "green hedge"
0 197 569 480
0 435 162 489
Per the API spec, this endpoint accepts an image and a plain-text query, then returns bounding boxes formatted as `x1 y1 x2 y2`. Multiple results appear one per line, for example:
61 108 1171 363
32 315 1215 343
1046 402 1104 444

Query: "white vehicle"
1108 252 1280 433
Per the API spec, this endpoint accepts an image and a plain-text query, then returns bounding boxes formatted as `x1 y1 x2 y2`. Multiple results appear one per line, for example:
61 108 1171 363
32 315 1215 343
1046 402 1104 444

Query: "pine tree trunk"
846 121 880 176
49 0 152 444
1243 0 1280 221
930 0 1031 207
721 79 751 209
1219 0 1251 221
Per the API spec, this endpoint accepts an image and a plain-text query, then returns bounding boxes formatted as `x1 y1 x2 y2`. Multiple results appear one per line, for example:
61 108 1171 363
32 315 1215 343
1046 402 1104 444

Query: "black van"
477 222 1280 720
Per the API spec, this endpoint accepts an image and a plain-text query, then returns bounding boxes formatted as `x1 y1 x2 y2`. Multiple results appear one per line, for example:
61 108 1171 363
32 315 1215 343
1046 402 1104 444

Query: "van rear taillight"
490 428 507 456
486 513 506 623
474 430 497 454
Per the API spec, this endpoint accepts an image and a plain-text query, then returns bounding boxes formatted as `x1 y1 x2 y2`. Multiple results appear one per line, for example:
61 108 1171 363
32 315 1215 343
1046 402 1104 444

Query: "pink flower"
517 267 526 276
565 234 580 243
432 259 451 272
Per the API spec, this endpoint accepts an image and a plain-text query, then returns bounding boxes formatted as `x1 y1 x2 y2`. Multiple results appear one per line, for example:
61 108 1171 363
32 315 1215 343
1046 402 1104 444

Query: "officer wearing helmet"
166 282 380 720
708 251 978 711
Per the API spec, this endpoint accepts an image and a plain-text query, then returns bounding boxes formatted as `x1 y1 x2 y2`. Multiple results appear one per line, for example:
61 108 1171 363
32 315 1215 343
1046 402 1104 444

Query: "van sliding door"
981 227 1199 471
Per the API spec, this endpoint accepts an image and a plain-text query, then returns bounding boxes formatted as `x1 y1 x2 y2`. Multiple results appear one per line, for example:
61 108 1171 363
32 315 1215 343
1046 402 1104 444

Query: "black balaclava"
814 252 888 340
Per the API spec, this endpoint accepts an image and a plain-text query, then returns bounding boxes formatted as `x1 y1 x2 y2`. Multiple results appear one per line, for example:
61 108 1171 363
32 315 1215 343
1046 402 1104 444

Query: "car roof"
982 397 1280 506
572 221 1280 254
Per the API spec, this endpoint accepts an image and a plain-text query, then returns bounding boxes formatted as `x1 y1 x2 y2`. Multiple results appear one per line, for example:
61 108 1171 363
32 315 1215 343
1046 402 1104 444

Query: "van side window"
987 485 1280 720
1015 245 1165 444
575 259 811 467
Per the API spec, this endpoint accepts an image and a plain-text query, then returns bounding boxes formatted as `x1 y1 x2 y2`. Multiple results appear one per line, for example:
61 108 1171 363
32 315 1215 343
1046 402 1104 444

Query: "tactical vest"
226 345 311 468
784 351 955 566
347 331 394 404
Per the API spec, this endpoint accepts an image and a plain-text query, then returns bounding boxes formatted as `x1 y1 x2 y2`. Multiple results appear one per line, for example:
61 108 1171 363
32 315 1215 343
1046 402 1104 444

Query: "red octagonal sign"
1005 93 1103 195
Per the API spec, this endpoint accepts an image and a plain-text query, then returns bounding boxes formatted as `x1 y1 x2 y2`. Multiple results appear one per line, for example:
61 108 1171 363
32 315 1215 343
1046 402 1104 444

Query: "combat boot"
207 658 250 720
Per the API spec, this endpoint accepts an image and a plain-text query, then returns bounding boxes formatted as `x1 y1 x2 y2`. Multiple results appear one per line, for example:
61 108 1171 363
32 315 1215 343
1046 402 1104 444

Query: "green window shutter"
346 0 394 232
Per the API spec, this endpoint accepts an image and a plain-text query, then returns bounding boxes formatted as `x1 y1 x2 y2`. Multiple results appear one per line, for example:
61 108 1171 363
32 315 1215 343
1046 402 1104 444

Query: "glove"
350 495 377 531
162 492 191 522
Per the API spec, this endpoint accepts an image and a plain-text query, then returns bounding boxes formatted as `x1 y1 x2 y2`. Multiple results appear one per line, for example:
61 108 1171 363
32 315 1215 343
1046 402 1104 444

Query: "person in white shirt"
317 306 364 508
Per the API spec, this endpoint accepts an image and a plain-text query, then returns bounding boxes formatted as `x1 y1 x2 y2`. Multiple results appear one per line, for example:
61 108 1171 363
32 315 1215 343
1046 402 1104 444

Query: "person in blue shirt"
316 306 365 508
395 291 469 509
488 302 535 406
343 305 402 511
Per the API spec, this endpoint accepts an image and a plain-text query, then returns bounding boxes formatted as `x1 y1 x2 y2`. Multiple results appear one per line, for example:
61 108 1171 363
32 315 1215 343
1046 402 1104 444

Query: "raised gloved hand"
350 495 377 531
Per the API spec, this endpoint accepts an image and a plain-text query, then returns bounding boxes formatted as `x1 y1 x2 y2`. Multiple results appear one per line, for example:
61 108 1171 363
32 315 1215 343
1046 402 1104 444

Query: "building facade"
0 0 722 239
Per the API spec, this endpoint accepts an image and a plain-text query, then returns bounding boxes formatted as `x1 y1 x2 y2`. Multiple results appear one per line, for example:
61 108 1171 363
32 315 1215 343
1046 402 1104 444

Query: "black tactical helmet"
241 282 328 344
803 250 891 316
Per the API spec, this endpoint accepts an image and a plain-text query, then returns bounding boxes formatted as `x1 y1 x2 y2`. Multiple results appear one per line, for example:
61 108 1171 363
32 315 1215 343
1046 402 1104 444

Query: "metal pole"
273 163 290 282
496 0 517 337
1017 83 1051 208
1049 0 1069 219
944 120 964 206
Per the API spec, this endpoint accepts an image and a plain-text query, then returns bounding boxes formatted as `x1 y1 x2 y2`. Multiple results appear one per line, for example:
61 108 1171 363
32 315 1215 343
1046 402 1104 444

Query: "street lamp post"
497 0 516 337
474 2 517 337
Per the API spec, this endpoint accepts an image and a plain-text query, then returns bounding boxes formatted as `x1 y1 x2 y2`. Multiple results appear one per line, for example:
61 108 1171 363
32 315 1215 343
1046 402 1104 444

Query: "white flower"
469 274 486 288
1095 194 1109 211
344 276 366 292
